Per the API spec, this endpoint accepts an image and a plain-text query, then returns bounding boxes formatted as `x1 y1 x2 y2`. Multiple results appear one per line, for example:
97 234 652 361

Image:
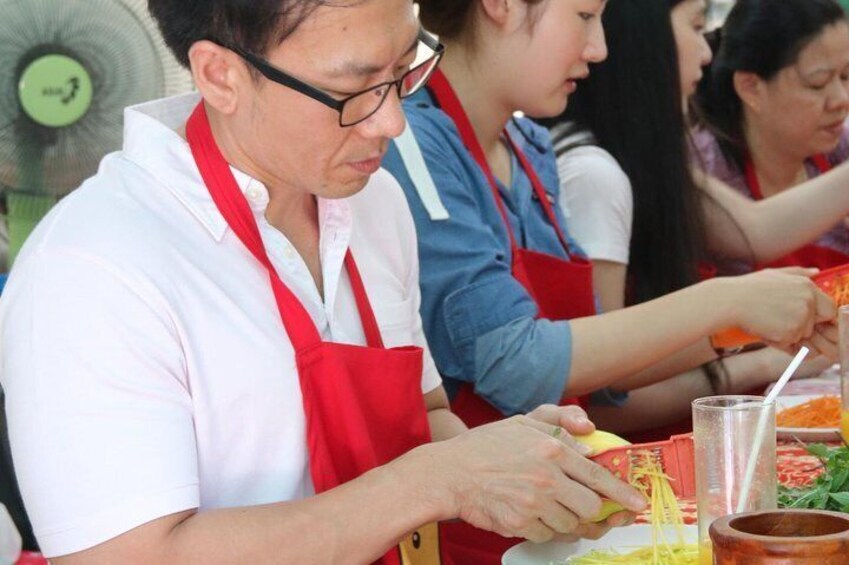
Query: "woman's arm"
592 260 628 313
589 258 717 391
696 162 849 261
565 270 835 397
425 386 468 441
587 348 833 434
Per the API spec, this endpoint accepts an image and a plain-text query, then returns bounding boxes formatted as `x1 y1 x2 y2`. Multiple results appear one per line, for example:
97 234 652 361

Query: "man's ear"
188 40 249 115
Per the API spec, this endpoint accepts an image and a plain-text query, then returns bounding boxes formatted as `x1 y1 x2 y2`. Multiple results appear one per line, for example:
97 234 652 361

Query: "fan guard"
0 0 193 266
0 0 193 196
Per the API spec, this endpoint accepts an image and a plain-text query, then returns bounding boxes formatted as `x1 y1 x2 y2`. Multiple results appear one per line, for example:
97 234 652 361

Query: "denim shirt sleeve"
382 96 575 414
473 318 572 415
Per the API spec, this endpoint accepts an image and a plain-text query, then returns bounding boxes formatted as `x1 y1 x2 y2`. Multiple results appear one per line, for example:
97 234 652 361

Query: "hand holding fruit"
436 414 645 543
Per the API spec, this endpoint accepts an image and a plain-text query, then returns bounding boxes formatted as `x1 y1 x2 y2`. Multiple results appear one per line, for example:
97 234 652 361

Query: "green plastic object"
17 54 93 128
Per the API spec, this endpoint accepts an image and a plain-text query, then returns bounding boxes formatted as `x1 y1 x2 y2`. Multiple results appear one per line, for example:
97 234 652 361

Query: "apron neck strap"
344 252 385 348
812 154 832 174
745 153 832 201
427 69 576 258
502 132 572 252
427 69 519 251
186 102 384 350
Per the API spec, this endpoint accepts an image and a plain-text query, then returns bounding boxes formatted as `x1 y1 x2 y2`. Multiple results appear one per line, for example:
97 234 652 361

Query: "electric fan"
0 0 194 266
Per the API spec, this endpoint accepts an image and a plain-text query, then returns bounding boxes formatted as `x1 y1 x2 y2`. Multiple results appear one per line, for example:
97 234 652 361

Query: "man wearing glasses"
0 1 644 563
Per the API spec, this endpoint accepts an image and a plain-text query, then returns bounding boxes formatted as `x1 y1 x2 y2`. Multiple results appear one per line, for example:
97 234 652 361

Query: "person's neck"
744 117 807 197
439 40 513 157
206 107 318 238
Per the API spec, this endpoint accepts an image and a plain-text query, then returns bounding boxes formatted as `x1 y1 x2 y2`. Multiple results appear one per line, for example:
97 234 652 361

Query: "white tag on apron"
395 122 449 221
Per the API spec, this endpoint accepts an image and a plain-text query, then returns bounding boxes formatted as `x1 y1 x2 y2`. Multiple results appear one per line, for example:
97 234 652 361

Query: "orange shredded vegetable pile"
776 396 841 428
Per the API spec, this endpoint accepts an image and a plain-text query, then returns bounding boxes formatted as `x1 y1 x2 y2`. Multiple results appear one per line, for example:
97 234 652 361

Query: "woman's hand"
432 414 646 543
719 268 836 354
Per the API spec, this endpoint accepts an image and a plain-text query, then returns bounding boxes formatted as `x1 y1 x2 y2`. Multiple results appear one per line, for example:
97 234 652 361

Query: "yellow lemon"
594 500 628 523
573 430 631 456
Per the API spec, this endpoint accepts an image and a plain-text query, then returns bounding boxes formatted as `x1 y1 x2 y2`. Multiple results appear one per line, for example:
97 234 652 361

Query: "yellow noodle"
565 451 698 565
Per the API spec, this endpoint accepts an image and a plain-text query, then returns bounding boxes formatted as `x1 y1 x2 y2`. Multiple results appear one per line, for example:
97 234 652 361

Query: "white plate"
776 394 842 443
502 524 697 565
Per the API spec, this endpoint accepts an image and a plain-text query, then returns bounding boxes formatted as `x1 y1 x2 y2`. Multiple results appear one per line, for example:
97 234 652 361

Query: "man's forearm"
53 445 453 565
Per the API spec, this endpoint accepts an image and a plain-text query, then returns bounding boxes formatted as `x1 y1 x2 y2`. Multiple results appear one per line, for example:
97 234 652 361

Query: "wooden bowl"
710 509 849 563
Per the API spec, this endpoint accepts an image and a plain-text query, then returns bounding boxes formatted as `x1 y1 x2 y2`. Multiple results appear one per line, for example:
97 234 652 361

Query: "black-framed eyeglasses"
218 30 444 127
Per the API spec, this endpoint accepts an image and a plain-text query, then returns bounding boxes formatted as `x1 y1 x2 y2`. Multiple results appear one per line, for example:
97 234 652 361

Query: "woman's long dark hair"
693 0 846 170
539 0 705 304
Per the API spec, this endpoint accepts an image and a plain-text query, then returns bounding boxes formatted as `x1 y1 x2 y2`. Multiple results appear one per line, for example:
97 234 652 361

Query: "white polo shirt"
0 93 442 558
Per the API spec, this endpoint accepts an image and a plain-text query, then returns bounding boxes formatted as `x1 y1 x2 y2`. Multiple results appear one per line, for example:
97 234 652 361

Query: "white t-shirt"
0 93 441 558
555 132 633 266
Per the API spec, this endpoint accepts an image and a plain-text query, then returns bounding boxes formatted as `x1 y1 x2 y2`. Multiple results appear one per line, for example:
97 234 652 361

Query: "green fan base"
6 192 57 265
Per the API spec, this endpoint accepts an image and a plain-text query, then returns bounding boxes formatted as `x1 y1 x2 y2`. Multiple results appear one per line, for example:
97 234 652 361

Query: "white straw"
735 346 809 513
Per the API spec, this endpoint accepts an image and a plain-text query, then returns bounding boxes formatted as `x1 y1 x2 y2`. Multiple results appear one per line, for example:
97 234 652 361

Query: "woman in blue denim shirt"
384 0 834 418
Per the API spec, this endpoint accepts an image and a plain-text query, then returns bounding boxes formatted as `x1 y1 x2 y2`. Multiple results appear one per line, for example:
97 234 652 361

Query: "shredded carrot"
776 396 841 429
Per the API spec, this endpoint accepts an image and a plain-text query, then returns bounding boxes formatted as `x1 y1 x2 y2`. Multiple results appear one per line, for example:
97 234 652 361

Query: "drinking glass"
693 395 777 564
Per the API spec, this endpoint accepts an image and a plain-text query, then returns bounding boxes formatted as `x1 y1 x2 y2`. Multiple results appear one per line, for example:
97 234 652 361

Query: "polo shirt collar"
121 93 351 243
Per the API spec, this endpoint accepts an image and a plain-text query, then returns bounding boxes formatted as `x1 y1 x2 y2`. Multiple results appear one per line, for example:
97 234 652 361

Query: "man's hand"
528 404 595 436
550 510 637 543
433 415 646 543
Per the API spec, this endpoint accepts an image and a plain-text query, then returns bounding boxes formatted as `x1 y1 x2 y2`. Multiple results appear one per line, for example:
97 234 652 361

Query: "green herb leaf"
808 443 830 459
778 444 849 513
828 492 849 510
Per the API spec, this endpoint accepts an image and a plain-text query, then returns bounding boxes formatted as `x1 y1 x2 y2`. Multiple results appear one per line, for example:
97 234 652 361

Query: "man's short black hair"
147 0 332 68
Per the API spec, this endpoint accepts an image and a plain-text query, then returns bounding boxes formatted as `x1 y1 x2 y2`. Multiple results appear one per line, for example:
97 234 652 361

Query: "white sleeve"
556 146 634 265
408 240 443 396
397 179 443 395
0 250 199 558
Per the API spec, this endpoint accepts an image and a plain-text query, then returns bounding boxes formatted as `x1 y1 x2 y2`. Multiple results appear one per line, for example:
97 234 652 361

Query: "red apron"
427 70 596 564
745 154 849 270
186 103 443 565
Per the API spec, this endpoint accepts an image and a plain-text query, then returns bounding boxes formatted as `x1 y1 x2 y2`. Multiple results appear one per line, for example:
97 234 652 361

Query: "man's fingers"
519 519 556 544
815 289 838 323
558 407 595 436
552 475 603 522
519 416 593 456
538 498 581 535
528 404 568 425
527 405 595 437
558 453 647 513
815 322 838 344
551 405 595 436
806 329 838 360
574 520 613 541
605 510 637 528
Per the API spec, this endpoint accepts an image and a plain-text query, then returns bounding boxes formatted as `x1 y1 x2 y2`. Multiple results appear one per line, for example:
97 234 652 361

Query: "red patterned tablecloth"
639 441 831 525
